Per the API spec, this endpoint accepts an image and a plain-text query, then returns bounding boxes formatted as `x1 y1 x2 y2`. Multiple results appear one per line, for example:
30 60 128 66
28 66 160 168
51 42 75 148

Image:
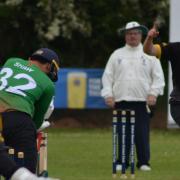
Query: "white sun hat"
118 21 148 35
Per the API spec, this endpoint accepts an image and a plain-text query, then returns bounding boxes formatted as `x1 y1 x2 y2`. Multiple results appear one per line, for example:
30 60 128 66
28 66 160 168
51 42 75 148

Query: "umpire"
101 21 165 171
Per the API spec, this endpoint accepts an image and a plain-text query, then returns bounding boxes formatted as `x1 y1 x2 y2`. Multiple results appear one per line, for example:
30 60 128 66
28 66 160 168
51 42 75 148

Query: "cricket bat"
37 132 48 177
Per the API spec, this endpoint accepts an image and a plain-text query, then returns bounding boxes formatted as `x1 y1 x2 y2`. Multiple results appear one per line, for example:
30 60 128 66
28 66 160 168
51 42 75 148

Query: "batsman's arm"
37 98 54 132
44 98 54 120
33 85 55 129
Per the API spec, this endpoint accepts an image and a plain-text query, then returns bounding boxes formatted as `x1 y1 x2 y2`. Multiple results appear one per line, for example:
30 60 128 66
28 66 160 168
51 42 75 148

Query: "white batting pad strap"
10 167 60 180
39 178 60 180
10 168 37 180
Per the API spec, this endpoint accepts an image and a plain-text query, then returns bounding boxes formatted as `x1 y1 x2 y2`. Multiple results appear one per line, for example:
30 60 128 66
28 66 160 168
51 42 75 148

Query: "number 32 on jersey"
0 67 37 97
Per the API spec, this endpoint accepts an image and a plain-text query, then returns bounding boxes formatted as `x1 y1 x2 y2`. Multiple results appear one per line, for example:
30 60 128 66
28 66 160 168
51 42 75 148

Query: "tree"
0 0 169 67
0 0 91 64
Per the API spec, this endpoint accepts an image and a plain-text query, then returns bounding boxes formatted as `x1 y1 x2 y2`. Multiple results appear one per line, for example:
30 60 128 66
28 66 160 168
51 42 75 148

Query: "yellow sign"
67 72 87 108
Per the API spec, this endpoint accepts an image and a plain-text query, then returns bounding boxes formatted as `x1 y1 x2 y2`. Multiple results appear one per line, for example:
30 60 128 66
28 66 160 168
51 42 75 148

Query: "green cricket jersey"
0 58 55 129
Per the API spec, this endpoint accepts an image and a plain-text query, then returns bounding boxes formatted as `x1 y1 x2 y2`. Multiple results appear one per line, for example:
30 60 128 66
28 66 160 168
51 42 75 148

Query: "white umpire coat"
101 43 165 102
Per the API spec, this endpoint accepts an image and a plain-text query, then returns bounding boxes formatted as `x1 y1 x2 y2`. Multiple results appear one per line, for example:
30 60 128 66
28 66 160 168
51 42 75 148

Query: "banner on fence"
54 68 107 109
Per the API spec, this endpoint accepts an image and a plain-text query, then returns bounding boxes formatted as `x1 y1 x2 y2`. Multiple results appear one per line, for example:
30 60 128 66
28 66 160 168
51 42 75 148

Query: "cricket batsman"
0 48 60 180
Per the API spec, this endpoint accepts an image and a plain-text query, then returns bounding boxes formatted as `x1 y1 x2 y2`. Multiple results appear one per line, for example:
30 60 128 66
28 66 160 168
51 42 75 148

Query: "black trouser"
115 101 151 168
1 111 37 173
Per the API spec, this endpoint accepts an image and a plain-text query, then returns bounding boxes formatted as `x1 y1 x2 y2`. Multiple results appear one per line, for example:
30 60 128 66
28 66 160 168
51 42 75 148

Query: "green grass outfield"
47 128 180 180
